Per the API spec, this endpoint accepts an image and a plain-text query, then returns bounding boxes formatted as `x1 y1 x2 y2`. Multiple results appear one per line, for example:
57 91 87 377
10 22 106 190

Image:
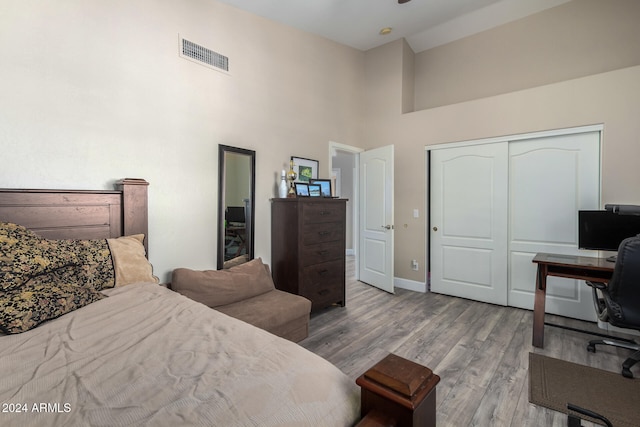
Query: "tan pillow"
107 234 158 287
171 258 275 308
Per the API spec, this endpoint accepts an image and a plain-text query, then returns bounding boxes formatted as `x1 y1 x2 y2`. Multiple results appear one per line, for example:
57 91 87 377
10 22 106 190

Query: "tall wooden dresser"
271 198 347 312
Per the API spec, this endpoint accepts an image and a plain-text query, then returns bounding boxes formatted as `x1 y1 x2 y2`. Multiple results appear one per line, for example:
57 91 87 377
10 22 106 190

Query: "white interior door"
508 131 600 321
359 145 394 293
430 143 509 305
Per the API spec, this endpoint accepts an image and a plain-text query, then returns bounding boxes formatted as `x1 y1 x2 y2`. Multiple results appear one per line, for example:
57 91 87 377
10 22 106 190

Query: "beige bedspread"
0 283 359 426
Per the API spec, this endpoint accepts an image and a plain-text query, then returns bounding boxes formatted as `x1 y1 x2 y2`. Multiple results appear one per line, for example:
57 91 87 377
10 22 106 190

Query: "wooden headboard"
0 178 149 253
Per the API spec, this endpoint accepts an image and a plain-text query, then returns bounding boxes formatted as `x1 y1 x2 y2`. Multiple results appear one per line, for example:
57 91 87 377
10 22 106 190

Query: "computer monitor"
578 210 640 252
226 206 245 224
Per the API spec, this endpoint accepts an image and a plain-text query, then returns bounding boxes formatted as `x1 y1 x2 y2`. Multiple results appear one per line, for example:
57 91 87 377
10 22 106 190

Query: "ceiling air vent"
179 35 229 74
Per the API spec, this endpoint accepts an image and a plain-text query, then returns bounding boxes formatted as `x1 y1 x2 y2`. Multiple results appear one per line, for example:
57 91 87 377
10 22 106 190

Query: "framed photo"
291 156 318 183
310 179 332 197
308 184 321 197
294 182 310 197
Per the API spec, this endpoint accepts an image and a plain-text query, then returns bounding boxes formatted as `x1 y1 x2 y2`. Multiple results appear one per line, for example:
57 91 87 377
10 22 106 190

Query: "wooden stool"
356 354 440 427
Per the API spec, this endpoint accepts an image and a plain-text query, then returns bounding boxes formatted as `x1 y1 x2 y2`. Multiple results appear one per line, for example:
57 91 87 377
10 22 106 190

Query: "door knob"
382 225 393 230
433 226 438 231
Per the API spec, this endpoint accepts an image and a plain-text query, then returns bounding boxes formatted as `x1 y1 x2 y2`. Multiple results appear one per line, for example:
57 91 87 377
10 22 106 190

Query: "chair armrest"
567 403 612 427
585 280 607 290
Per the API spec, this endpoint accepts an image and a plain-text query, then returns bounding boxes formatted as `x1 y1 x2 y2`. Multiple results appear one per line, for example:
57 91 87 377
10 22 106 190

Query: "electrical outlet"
411 259 419 271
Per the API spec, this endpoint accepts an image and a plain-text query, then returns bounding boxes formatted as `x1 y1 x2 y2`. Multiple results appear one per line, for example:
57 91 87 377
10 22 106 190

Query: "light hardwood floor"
300 257 636 427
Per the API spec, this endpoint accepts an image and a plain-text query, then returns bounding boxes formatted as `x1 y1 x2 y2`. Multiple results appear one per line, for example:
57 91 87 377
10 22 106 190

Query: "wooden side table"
356 354 440 427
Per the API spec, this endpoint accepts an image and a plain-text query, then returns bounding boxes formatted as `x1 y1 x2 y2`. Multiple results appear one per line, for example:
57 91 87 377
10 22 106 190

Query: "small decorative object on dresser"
271 198 347 312
286 159 297 197
278 169 288 198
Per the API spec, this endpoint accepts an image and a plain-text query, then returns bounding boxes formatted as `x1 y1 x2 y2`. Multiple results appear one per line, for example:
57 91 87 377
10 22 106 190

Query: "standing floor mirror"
217 144 256 269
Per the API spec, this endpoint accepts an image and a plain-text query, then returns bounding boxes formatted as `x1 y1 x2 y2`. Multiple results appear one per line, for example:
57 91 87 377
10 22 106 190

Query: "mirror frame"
217 144 256 269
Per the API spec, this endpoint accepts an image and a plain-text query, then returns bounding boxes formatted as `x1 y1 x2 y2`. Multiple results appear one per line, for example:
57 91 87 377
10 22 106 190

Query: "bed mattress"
0 283 359 426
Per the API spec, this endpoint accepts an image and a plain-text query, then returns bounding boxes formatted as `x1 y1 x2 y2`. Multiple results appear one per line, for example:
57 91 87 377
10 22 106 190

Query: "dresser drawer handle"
319 211 331 215
317 269 329 276
317 250 329 256
318 289 330 296
318 231 331 236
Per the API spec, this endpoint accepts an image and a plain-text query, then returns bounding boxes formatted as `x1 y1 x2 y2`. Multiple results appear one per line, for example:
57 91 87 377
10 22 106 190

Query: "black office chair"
567 403 612 427
586 233 640 378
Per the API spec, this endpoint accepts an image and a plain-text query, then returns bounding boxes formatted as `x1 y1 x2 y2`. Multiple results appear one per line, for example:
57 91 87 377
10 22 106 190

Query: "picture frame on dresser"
294 182 310 197
308 184 321 197
291 156 318 183
309 179 332 197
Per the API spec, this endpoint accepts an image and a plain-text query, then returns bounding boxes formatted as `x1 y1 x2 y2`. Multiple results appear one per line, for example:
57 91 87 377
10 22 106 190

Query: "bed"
0 179 438 427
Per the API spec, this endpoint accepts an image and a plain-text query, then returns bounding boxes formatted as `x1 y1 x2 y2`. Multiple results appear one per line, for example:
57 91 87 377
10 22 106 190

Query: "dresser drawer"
300 261 344 310
302 222 344 245
300 260 344 289
301 284 344 311
300 241 343 266
302 202 345 224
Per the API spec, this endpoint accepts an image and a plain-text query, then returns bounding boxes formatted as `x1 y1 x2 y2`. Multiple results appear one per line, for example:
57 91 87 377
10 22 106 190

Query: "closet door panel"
442 246 493 288
430 142 509 305
507 132 600 321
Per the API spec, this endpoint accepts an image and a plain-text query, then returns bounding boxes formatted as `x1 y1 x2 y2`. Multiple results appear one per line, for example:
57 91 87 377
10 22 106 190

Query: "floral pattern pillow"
0 268 106 334
58 239 115 291
0 222 116 333
0 222 156 333
0 222 78 292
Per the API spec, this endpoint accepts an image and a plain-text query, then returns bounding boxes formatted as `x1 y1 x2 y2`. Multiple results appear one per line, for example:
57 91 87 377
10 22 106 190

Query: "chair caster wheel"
587 344 596 353
622 368 634 379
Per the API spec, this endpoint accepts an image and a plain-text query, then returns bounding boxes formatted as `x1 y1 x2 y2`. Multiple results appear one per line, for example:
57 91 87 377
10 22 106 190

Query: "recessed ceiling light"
379 27 392 35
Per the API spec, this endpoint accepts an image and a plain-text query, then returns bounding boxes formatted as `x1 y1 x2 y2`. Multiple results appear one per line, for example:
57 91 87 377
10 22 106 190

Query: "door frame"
329 141 363 279
426 124 604 152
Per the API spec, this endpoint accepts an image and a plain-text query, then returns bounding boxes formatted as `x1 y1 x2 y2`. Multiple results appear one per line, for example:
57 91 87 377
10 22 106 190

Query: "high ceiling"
215 0 570 52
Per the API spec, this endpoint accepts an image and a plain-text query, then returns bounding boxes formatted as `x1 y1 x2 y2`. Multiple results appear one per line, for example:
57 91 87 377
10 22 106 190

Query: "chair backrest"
606 234 640 328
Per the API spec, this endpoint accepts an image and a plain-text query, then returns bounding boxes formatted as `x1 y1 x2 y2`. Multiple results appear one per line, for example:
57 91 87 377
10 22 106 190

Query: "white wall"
0 0 364 281
362 0 640 281
367 62 640 281
414 0 640 109
3 0 639 285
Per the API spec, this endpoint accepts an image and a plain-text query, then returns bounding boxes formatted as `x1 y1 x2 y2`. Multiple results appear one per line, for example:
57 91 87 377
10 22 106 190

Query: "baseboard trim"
394 277 426 293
